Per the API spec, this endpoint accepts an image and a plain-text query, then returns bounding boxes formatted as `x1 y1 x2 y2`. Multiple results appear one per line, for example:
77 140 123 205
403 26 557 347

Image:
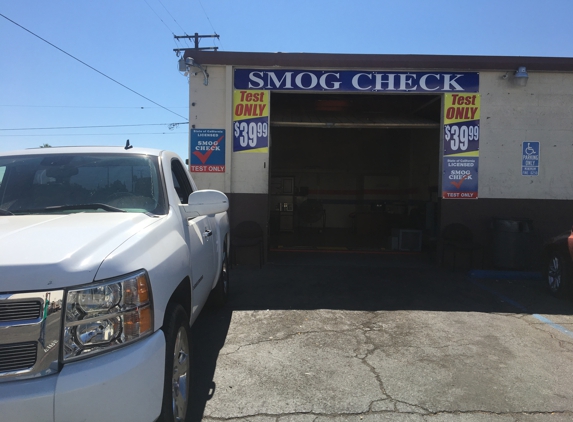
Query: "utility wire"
0 132 186 137
142 0 191 48
0 13 189 121
142 0 176 35
156 0 188 36
1 122 188 131
197 0 222 49
0 105 187 109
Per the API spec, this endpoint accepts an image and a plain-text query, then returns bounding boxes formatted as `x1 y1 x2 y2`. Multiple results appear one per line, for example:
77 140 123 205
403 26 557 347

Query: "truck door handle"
203 229 212 238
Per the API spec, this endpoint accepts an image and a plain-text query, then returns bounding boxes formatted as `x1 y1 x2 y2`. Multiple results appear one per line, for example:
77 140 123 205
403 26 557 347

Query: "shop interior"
269 92 442 252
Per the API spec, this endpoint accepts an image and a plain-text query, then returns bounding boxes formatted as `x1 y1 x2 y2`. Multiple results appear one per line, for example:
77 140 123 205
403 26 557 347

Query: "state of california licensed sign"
190 129 225 173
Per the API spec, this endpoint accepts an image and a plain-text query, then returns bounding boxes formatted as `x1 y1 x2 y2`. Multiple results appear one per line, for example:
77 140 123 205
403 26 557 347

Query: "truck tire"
158 303 191 422
547 250 573 298
210 252 229 307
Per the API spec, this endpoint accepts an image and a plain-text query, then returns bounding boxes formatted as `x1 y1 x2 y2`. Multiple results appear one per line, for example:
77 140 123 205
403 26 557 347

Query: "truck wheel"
211 252 229 307
158 303 191 422
547 250 572 298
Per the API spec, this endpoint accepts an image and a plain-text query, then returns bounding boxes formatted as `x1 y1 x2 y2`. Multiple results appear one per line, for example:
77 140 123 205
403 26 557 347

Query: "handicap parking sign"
522 141 540 176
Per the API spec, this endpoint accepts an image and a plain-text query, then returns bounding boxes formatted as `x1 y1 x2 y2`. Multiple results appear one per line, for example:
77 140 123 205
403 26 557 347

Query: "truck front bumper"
0 330 165 422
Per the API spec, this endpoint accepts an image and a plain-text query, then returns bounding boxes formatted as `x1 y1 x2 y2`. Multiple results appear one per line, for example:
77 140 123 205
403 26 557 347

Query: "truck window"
171 159 193 204
0 153 167 215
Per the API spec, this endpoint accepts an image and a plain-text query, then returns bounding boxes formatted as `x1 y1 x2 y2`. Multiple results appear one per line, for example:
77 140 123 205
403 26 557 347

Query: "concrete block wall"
189 65 270 197
479 71 573 200
188 65 270 264
188 65 230 193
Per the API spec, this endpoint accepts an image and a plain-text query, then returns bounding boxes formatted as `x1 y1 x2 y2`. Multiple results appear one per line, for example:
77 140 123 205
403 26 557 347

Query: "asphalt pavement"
190 251 573 422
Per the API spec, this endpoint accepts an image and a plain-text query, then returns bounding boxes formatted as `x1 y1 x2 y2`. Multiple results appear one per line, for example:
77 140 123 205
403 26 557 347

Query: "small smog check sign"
443 157 479 199
190 129 225 173
233 90 269 153
522 142 540 176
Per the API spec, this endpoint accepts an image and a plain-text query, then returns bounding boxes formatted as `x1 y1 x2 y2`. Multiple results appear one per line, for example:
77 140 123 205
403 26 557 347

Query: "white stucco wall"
188 65 269 194
479 71 573 199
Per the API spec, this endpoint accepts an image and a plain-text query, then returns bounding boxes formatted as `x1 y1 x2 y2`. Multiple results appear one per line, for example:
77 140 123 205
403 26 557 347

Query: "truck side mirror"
183 190 229 218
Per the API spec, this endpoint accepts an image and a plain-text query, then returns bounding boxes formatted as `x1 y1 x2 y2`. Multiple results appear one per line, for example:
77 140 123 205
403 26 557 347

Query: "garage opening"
269 92 442 252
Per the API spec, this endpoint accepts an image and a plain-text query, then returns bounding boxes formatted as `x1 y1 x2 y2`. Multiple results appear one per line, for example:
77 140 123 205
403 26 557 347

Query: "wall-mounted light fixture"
178 56 209 86
502 66 529 87
513 66 528 87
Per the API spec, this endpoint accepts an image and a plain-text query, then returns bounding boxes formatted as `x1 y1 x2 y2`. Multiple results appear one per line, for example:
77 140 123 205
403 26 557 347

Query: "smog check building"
182 51 573 267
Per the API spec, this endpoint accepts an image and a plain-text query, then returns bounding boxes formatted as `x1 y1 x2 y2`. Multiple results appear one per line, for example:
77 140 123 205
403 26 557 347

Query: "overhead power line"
198 0 222 49
0 105 187 109
155 0 188 36
141 0 191 49
0 131 187 137
142 0 176 35
142 0 183 43
0 13 188 121
0 122 188 131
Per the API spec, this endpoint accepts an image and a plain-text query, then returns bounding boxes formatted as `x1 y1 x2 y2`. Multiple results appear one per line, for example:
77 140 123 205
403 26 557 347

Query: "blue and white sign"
190 129 226 173
522 142 540 176
442 157 479 199
234 69 479 93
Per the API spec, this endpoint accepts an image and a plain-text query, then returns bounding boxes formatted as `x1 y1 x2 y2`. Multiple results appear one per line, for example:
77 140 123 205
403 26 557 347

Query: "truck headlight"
63 270 153 361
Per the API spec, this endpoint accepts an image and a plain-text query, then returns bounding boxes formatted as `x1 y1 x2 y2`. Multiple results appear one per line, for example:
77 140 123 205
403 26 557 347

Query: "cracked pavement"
190 252 573 422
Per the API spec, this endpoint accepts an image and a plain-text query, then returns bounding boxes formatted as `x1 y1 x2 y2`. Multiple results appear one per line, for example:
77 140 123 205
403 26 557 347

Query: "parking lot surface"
191 251 573 421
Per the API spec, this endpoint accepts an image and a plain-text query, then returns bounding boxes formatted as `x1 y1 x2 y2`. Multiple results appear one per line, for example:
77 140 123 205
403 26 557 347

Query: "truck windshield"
0 153 166 215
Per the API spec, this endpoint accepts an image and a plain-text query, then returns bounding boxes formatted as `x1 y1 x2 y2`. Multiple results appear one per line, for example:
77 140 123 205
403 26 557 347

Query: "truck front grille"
0 290 63 381
0 342 37 372
0 301 42 322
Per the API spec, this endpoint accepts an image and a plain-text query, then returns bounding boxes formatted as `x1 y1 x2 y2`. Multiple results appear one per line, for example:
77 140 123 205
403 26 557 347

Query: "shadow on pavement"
190 306 232 422
189 249 573 421
231 251 573 315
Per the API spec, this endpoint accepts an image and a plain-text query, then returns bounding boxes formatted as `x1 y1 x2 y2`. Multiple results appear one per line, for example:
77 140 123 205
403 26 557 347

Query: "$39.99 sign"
233 120 269 149
444 121 480 155
233 90 269 153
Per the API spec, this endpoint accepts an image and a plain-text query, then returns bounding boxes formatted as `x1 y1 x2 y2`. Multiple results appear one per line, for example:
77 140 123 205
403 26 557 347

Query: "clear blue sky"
1 0 572 160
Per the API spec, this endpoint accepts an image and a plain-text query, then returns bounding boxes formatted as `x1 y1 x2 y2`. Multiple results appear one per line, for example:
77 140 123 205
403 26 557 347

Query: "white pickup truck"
0 146 230 422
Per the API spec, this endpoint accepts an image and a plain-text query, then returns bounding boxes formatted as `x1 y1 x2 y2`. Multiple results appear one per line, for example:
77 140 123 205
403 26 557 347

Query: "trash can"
491 218 534 270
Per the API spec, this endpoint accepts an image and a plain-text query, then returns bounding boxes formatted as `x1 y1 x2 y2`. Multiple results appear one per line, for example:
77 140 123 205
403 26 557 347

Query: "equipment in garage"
269 92 441 251
298 199 326 231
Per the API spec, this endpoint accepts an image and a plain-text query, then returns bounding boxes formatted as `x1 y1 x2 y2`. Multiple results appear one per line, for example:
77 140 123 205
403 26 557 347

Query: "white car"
0 146 230 422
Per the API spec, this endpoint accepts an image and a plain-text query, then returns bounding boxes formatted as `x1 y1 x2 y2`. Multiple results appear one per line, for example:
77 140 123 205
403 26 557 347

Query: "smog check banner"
233 90 269 153
442 94 480 199
190 129 225 173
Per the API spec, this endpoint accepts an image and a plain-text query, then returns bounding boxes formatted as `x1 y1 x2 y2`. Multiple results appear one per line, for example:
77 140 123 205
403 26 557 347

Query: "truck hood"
0 213 161 292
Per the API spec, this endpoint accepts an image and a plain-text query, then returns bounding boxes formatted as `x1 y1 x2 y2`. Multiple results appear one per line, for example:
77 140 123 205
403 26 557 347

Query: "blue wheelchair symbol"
524 143 536 155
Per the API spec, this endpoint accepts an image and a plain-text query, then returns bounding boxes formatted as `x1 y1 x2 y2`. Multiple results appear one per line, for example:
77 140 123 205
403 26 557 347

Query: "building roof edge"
180 50 573 72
